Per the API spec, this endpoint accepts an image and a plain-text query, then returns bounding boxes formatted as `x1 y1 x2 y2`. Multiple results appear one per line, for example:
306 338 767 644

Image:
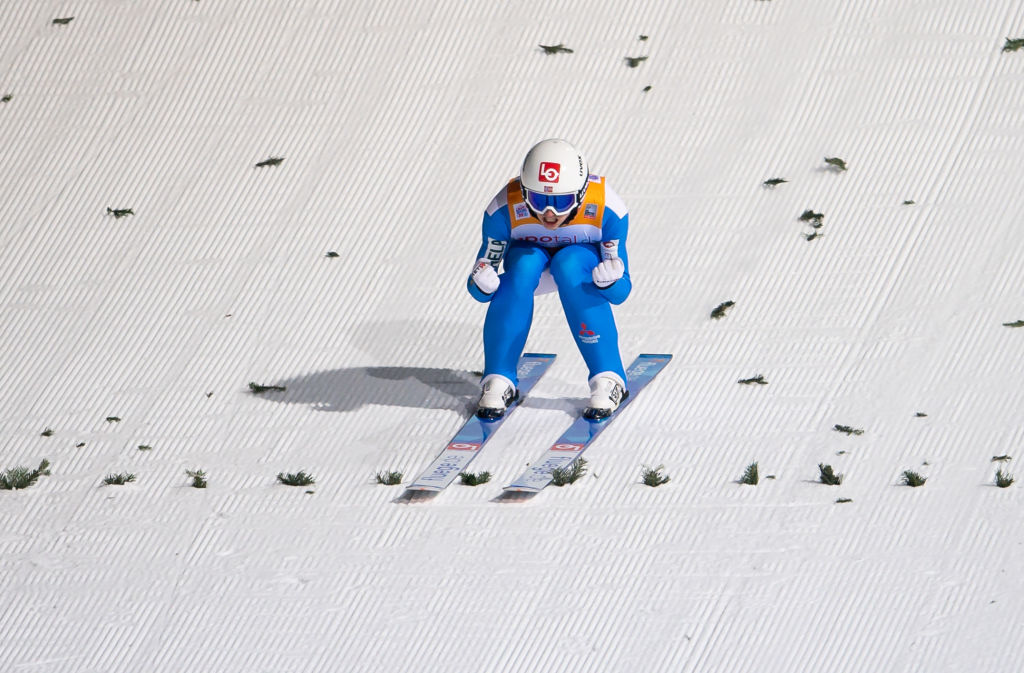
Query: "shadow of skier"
253 366 481 414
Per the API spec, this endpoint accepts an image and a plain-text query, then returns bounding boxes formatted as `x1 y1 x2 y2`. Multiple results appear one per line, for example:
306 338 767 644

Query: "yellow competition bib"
505 175 606 248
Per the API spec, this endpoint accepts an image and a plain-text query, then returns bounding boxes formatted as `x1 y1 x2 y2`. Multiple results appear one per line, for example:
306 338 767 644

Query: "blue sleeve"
467 196 512 303
597 209 631 305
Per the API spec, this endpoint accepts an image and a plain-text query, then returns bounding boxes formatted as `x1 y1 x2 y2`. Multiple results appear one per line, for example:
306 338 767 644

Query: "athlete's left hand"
592 258 624 289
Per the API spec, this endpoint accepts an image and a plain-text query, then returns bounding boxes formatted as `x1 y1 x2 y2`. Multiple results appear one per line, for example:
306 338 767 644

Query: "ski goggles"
524 189 579 216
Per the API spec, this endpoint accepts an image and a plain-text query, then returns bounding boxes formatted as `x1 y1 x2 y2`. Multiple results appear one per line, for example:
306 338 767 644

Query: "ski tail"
405 353 556 492
502 353 672 493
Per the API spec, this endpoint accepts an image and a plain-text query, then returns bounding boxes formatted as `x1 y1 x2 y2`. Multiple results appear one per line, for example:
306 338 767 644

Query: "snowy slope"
2 1 1023 671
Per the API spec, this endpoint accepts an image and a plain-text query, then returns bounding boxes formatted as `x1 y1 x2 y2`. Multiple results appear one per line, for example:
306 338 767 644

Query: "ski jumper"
467 174 632 387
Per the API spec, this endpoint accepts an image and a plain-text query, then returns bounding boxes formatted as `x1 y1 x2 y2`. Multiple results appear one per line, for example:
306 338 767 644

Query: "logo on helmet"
538 162 561 183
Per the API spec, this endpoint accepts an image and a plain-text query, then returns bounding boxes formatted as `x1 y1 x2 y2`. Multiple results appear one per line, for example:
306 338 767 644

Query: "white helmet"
520 139 589 218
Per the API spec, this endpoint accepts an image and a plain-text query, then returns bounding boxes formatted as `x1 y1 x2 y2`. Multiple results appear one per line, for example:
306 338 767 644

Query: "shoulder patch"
513 202 531 221
485 187 508 217
603 182 628 218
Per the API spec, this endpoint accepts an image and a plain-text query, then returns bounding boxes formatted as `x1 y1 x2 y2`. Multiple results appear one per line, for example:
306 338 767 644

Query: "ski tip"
638 353 673 360
522 352 557 359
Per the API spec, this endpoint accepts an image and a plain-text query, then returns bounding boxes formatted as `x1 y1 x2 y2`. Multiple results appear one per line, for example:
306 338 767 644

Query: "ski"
405 353 556 492
502 354 672 494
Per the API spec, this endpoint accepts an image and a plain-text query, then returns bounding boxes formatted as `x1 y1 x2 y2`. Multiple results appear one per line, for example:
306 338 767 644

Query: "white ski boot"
583 372 628 420
476 374 518 420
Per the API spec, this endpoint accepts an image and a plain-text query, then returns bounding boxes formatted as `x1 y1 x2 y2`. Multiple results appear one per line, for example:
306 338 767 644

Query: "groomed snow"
2 1 1023 671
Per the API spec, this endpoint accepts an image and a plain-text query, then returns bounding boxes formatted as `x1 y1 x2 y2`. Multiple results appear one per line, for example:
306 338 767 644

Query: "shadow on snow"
257 366 481 414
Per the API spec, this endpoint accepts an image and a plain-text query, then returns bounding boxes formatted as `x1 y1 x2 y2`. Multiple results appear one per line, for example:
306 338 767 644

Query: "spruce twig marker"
278 471 315 486
458 471 491 486
738 375 768 385
824 157 848 171
624 55 648 68
550 457 587 486
539 43 574 54
640 464 670 487
52 17 74 25
255 157 284 168
901 470 927 487
249 382 286 394
186 469 208 488
107 208 134 219
1003 38 1024 52
375 470 403 486
0 460 52 490
711 300 735 320
740 462 759 485
818 463 843 485
763 178 788 188
799 210 825 228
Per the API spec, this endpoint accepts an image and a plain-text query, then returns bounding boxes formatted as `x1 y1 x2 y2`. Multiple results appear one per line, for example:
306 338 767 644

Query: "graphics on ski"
502 354 672 494
405 353 556 492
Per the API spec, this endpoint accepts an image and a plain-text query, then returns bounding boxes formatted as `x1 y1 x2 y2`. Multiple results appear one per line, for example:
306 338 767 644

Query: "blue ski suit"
467 174 631 388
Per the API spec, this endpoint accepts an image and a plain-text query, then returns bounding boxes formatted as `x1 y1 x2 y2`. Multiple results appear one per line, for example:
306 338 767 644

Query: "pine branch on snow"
249 382 286 394
711 301 735 320
278 471 316 486
901 470 926 487
824 157 848 171
818 463 843 485
1003 38 1024 52
0 460 51 490
186 469 207 488
550 457 587 486
375 470 402 486
799 210 824 227
458 471 491 486
640 464 670 487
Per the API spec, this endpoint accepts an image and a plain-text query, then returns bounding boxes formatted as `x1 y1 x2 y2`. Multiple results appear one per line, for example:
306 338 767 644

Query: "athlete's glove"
470 258 500 295
592 258 624 289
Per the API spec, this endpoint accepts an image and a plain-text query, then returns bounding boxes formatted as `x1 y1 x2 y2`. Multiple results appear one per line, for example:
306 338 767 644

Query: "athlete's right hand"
470 258 500 295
